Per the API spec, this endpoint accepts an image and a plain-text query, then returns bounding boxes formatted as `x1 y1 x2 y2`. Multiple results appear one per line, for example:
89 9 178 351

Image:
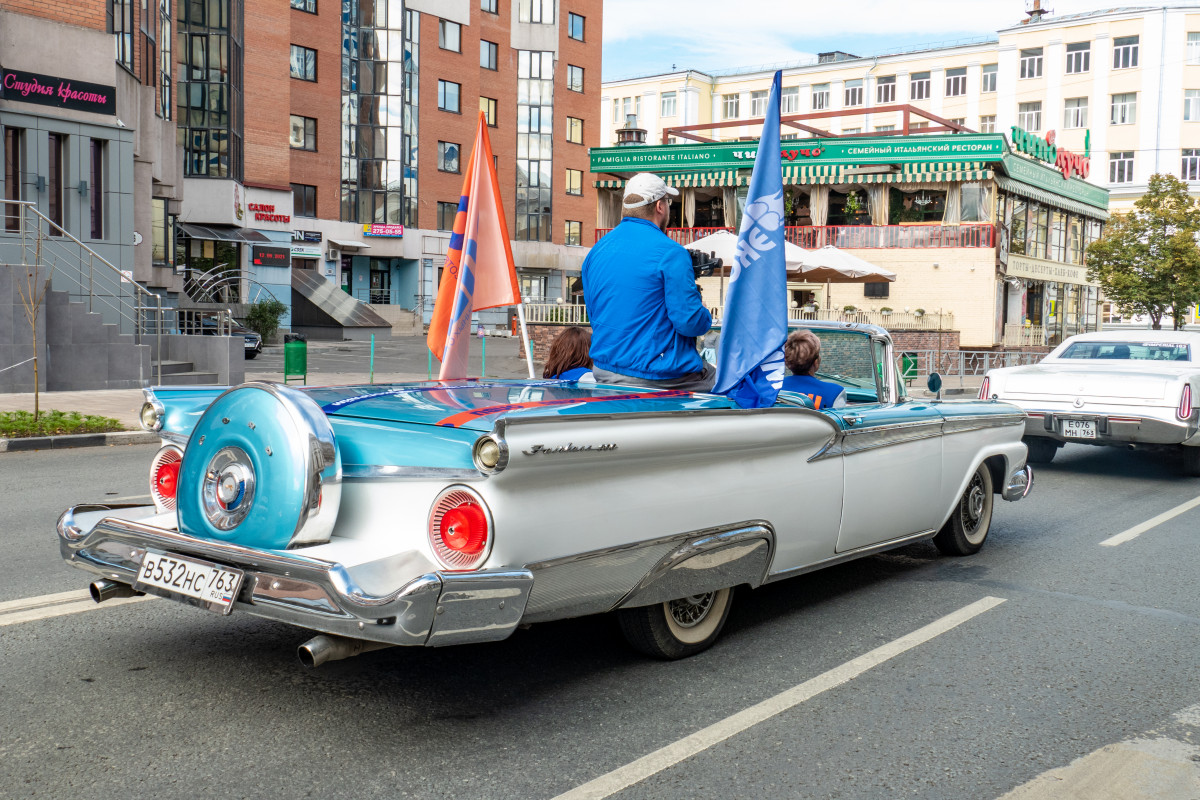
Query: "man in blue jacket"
582 173 715 391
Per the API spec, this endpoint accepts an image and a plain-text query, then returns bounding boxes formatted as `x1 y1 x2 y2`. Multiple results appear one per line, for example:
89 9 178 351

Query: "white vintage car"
58 322 1032 664
981 329 1200 473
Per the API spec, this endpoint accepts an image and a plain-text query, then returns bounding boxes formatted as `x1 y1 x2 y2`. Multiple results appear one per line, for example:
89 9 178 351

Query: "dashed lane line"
1099 494 1200 547
0 588 152 627
551 595 1007 800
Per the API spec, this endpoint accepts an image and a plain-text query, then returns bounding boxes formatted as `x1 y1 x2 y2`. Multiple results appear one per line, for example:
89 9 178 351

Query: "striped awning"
995 175 1109 221
783 162 993 185
594 170 746 189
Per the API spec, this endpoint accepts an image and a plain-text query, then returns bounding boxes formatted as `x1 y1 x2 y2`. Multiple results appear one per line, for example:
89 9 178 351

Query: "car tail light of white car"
1178 384 1193 420
428 486 493 571
979 377 990 400
149 445 184 512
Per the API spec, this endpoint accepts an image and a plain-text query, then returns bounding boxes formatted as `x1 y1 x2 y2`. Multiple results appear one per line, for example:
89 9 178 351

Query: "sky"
601 0 1163 82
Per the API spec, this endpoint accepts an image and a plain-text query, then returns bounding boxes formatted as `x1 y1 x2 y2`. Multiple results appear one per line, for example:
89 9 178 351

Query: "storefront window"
784 188 811 226
1010 200 1028 255
1066 216 1083 265
888 188 945 223
829 189 870 225
1049 210 1067 261
960 182 991 222
1029 204 1049 259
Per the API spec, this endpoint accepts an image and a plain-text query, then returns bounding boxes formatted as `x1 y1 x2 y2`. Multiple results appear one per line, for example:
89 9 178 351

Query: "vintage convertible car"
981 329 1200 474
59 321 1032 664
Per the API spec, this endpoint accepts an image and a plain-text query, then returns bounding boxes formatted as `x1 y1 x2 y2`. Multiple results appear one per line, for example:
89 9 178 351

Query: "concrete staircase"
156 359 218 385
42 289 151 391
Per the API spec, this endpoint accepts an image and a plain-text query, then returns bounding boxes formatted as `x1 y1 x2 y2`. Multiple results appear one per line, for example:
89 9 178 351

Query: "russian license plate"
134 550 244 615
1062 419 1097 439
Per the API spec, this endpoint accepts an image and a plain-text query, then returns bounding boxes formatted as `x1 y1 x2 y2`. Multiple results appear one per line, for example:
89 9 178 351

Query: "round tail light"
979 376 990 400
1178 384 1193 421
428 487 493 571
149 445 183 512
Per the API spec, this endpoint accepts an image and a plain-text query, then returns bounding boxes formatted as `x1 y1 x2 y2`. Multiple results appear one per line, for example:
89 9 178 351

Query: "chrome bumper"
1023 410 1198 446
57 505 532 647
1002 465 1033 502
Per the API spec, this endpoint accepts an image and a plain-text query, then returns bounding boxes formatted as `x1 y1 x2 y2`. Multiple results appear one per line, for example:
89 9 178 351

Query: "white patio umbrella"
790 245 896 314
685 230 813 305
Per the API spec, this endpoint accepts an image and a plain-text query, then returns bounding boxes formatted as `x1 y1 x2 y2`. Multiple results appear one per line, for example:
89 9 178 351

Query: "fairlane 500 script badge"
523 443 617 456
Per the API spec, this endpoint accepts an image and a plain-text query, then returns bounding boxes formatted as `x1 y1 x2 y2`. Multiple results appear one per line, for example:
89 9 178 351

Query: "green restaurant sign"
590 133 1007 173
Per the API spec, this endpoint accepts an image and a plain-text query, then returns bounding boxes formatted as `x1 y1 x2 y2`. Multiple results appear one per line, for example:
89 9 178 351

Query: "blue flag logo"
713 70 788 409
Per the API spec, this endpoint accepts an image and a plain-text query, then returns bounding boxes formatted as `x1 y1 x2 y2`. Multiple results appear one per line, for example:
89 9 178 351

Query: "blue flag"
713 71 787 409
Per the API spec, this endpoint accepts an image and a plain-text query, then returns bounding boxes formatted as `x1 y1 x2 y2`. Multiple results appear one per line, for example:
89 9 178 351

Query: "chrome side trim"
764 529 937 583
342 465 482 481
840 419 944 454
941 414 1027 433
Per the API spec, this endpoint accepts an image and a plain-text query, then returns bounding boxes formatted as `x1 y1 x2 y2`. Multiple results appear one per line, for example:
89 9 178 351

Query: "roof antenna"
1025 0 1050 24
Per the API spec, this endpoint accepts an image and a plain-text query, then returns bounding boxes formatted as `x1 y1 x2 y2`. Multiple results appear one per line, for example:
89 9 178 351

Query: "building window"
568 12 584 41
517 50 553 242
980 115 996 133
1109 151 1134 183
291 183 317 217
567 65 584 92
1064 98 1088 129
1184 149 1200 180
3 128 22 233
518 0 553 23
290 115 316 150
621 96 640 125
863 282 889 298
157 0 173 118
1186 90 1200 121
876 76 895 103
723 93 740 118
909 72 930 101
1111 92 1137 125
290 45 317 81
875 124 895 132
179 0 244 180
945 67 966 97
437 201 458 230
481 0 497 13
566 116 583 143
1189 32 1200 65
290 0 315 12
89 139 105 240
981 63 997 93
438 80 461 112
480 39 498 69
151 197 173 265
1018 101 1042 131
47 132 64 232
843 127 861 134
948 118 965 127
844 79 863 107
751 90 768 116
1020 48 1043 79
781 85 799 113
782 132 801 139
438 141 460 173
812 84 829 110
565 220 582 246
910 121 929 131
1113 36 1139 69
660 92 676 117
1065 41 1090 73
108 0 135 72
439 20 461 52
480 96 498 125
565 168 582 195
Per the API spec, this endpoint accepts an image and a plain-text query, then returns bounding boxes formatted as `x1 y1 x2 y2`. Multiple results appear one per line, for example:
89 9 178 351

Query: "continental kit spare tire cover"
177 382 341 550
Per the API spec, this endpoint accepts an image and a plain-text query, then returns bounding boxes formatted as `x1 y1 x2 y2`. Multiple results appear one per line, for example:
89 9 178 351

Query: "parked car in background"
196 319 262 359
58 322 1031 665
981 329 1200 474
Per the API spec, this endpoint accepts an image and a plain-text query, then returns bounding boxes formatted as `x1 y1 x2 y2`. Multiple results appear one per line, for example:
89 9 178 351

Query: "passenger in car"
780 330 847 410
543 326 595 382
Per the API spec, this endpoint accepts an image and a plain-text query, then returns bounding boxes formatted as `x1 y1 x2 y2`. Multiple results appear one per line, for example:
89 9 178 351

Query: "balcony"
520 304 954 331
595 224 996 249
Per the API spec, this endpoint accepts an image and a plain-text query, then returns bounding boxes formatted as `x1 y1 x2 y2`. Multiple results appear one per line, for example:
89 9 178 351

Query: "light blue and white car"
58 321 1032 663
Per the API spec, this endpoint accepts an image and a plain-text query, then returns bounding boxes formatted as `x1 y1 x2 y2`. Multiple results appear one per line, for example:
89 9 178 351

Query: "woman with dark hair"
543 326 594 382
780 330 846 409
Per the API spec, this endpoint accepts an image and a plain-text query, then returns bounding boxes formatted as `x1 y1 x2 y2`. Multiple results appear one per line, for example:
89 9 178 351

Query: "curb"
0 430 160 453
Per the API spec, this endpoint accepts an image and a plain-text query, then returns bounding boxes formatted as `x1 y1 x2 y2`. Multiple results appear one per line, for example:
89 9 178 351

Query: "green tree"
1086 173 1200 329
244 298 288 342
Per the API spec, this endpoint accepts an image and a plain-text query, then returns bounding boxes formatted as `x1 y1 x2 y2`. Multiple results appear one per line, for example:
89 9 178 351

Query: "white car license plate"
134 551 243 614
1062 419 1097 439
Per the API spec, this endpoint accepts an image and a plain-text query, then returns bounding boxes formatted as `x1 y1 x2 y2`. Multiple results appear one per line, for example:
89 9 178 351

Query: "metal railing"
1 200 167 381
351 287 412 307
900 349 1044 378
595 224 996 249
521 304 956 331
1002 323 1048 347
522 303 590 325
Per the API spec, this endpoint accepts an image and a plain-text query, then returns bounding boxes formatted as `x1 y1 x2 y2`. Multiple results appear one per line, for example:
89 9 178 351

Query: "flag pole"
516 302 535 378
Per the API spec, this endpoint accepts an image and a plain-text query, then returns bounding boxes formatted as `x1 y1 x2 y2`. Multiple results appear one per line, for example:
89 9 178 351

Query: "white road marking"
552 595 1007 800
1099 494 1200 547
0 588 152 627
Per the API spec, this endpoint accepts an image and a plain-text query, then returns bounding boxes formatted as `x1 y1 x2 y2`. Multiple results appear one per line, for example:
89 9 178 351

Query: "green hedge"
0 410 124 438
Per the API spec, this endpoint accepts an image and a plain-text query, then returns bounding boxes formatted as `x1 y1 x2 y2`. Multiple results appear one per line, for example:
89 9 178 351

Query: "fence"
596 224 995 249
898 349 1043 378
522 303 590 324
1002 323 1048 347
350 287 411 307
522 304 955 332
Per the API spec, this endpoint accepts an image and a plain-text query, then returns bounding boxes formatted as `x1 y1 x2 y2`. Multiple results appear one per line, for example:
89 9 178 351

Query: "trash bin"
284 339 307 384
899 352 918 383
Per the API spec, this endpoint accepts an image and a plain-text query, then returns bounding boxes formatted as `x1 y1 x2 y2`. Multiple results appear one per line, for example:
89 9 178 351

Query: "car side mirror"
927 373 943 395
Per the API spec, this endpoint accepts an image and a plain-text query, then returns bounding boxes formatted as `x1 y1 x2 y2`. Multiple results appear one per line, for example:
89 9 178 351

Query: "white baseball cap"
622 173 679 209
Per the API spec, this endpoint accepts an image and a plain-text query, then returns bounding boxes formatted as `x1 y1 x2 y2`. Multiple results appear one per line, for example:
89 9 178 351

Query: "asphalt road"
2 442 1198 799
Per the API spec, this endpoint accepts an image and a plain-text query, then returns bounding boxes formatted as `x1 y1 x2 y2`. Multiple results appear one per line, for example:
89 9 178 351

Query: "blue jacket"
582 218 712 379
780 374 846 410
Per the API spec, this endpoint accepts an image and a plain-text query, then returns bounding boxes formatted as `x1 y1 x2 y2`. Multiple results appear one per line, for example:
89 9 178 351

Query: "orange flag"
427 113 521 379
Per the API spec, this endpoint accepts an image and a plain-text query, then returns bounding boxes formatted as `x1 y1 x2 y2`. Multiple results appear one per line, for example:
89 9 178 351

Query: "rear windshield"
1058 341 1191 361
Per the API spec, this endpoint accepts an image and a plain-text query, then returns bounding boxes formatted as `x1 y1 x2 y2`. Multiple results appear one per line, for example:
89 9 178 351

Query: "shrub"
0 410 123 438
843 304 857 312
245 299 288 342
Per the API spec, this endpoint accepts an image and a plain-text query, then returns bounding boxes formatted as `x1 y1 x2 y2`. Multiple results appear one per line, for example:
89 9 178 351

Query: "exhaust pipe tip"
297 634 392 668
90 579 138 603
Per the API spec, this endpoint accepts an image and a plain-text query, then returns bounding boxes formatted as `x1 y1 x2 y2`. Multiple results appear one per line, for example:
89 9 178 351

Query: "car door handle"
844 415 861 426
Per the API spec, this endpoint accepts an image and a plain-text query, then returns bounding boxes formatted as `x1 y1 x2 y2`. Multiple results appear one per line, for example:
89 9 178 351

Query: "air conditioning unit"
327 247 341 262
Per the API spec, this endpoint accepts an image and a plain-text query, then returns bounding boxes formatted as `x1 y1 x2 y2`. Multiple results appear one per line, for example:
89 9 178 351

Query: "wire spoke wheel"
618 587 734 660
934 462 993 556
